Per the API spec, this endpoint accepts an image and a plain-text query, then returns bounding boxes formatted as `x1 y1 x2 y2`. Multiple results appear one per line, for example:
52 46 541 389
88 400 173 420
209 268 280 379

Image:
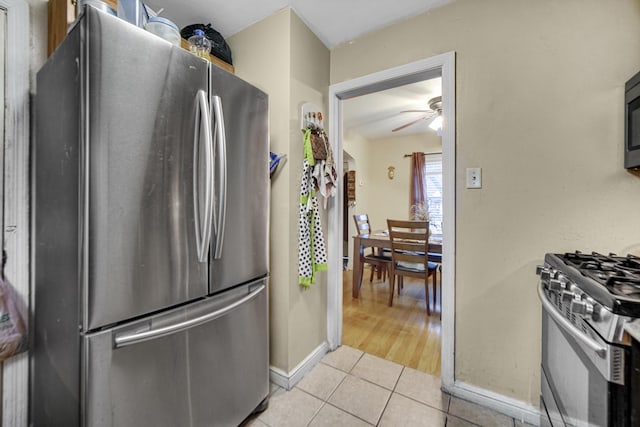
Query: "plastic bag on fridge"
0 276 28 361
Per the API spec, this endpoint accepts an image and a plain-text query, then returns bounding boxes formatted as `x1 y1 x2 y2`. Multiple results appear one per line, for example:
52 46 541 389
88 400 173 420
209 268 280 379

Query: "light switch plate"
466 167 482 189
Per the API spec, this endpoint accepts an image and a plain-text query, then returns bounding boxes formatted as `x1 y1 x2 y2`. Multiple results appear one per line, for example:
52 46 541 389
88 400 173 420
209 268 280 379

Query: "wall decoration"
347 170 356 202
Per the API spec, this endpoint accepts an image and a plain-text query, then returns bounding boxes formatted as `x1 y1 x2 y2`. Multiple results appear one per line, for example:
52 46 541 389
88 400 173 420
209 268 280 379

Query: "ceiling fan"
392 96 442 132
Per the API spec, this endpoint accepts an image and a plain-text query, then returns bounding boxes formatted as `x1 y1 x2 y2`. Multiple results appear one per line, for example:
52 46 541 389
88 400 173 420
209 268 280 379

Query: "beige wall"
343 132 441 268
332 0 640 404
343 130 370 267
228 8 330 373
288 11 331 368
367 133 441 231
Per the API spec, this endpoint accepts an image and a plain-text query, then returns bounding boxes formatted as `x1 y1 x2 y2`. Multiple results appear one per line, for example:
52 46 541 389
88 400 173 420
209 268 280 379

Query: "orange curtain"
410 152 426 212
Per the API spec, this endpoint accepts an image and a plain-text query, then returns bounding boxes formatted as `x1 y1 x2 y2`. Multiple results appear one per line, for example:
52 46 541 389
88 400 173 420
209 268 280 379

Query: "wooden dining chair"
353 214 391 282
386 219 439 315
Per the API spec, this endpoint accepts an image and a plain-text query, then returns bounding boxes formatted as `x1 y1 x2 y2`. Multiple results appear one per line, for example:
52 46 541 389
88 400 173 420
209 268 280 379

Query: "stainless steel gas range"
536 252 640 427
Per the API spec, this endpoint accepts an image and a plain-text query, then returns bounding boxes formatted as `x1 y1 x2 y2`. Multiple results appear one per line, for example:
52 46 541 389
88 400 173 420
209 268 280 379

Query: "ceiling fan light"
429 114 443 132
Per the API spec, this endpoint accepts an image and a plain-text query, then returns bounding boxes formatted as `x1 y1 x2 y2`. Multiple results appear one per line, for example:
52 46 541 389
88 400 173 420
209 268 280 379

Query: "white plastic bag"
0 276 28 361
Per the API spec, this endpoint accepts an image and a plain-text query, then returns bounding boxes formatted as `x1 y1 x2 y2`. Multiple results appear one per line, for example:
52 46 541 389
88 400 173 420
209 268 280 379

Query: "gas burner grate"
616 256 640 274
562 252 640 275
606 276 640 298
557 251 640 306
563 251 621 265
584 268 627 284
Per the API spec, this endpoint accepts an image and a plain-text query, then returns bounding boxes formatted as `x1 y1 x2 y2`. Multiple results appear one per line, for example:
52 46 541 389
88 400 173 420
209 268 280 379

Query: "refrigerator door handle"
114 284 265 348
211 95 227 260
194 89 214 263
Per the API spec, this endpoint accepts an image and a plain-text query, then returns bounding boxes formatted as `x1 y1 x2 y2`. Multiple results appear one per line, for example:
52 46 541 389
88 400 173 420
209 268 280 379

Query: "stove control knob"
570 297 594 318
561 290 575 302
557 273 569 285
539 268 556 284
548 279 564 291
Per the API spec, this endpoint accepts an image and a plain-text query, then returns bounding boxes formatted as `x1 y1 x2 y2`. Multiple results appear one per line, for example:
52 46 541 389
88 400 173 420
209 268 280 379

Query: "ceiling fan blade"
392 116 427 132
400 109 431 113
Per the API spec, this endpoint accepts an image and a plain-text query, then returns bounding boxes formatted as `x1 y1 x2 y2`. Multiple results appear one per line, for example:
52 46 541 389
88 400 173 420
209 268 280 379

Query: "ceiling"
143 0 446 140
343 77 442 140
144 0 452 49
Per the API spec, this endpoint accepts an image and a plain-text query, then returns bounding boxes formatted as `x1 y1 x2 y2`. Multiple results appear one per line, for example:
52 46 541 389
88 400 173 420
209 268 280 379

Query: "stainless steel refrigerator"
32 6 269 426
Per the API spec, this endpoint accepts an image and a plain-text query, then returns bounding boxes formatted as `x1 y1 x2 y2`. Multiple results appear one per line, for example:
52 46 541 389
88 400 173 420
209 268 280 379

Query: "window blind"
424 153 443 237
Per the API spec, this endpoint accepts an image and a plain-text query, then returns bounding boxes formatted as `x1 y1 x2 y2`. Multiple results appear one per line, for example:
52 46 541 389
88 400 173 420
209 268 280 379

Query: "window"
424 153 443 238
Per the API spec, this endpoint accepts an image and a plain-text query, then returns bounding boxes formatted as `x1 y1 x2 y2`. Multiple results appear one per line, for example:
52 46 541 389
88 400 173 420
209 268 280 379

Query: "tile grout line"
292 387 333 427
326 353 458 425
320 369 349 403
352 364 451 414
392 388 451 415
323 351 396 426
323 400 376 426
373 365 406 427
297 371 377 426
346 372 398 393
446 395 513 427
350 351 366 373
391 365 405 392
286 346 521 427
321 348 470 424
303 399 326 427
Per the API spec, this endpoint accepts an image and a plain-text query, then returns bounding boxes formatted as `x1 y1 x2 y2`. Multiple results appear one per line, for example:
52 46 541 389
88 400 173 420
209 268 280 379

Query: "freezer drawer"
84 280 268 427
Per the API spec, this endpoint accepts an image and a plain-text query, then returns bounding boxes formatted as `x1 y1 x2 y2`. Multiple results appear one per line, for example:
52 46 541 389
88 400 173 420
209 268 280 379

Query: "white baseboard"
445 380 541 426
269 341 330 390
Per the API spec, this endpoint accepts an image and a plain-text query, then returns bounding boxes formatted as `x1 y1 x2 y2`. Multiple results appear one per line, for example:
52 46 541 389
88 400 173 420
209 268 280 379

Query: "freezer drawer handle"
537 282 606 357
114 284 265 348
193 89 214 263
211 95 227 260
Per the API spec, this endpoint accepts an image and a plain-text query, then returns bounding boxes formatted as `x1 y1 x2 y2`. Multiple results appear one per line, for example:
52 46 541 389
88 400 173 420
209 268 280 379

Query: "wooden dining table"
352 232 442 298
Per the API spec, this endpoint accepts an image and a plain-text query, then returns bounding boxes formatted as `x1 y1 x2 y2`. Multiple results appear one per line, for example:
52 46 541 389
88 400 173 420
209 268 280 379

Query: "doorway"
340 77 443 375
326 52 456 390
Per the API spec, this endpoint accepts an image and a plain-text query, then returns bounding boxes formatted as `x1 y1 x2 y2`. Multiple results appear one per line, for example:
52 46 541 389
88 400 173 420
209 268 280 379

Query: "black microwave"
625 70 640 169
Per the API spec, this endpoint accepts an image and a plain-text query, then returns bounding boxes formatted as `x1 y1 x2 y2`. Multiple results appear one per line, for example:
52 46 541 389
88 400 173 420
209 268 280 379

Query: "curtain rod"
403 152 442 158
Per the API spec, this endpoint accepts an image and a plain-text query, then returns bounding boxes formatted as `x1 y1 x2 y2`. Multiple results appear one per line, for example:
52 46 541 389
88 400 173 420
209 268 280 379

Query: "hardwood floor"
342 268 442 376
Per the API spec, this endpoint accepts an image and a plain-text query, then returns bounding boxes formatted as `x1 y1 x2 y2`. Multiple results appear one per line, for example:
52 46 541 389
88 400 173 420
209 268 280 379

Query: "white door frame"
326 51 456 389
1 0 30 425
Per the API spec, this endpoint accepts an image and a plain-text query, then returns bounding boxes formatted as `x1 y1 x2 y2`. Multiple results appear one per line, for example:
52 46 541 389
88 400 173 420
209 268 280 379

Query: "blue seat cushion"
397 261 439 272
427 252 442 263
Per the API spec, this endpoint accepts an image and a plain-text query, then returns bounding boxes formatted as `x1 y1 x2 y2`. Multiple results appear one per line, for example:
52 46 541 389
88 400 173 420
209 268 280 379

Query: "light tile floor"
243 346 534 427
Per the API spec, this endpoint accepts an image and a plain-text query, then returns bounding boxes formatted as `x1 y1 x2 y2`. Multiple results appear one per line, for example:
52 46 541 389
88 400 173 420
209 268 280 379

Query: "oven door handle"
537 282 606 358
